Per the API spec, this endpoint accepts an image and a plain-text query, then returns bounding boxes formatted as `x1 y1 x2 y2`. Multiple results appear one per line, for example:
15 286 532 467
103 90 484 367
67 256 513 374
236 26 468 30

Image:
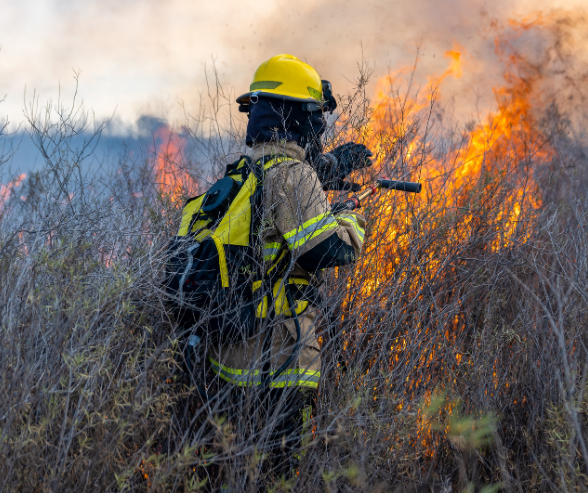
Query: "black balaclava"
246 96 326 160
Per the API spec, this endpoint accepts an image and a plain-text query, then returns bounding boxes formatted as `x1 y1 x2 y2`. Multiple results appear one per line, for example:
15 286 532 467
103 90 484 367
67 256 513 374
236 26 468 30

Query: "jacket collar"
250 141 306 163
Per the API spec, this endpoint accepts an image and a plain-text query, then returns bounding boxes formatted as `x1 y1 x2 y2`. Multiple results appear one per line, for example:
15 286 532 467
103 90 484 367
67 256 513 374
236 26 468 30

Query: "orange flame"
0 173 27 211
153 124 189 199
356 36 544 264
429 43 464 87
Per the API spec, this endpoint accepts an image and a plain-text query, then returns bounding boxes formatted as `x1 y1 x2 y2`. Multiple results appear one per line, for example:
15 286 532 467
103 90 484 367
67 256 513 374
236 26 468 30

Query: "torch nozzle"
375 179 422 193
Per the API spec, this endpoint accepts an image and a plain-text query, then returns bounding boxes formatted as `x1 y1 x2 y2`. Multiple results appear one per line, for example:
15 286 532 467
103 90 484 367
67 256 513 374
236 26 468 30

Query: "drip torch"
331 179 422 213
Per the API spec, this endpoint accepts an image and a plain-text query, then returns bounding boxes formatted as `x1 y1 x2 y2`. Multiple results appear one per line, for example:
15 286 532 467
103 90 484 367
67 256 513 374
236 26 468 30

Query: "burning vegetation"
1 11 588 493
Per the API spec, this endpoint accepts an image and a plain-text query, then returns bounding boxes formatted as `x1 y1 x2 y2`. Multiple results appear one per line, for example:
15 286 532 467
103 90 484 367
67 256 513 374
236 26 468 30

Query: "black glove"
313 142 373 191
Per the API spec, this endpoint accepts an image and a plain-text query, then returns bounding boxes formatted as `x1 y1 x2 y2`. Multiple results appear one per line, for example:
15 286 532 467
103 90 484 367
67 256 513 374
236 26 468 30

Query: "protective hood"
245 97 326 149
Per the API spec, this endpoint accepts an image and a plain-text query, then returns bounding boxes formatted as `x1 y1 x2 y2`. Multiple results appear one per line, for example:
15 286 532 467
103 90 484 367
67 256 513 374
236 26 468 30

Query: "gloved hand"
313 142 373 191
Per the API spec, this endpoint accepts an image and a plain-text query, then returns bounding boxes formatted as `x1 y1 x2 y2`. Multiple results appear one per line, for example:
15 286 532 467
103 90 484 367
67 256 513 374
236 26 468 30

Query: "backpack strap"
245 155 264 182
224 156 245 176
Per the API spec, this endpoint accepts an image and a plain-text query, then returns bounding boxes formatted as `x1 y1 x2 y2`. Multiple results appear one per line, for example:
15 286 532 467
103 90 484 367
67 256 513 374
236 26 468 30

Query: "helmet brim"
236 91 320 106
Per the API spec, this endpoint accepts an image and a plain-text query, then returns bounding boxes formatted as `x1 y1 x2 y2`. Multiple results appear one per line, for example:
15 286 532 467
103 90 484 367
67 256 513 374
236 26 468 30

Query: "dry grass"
1 71 588 492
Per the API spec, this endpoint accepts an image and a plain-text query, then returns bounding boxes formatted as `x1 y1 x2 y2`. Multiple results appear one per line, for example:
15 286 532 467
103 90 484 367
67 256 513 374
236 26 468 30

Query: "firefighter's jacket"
208 141 365 389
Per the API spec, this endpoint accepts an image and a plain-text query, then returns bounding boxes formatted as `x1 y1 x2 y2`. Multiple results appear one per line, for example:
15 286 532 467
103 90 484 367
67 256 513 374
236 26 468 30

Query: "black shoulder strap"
224 156 246 177
246 155 263 182
225 153 288 182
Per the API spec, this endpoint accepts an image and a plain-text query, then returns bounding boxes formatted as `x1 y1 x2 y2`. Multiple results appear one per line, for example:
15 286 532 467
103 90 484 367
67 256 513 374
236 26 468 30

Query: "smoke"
1 0 587 133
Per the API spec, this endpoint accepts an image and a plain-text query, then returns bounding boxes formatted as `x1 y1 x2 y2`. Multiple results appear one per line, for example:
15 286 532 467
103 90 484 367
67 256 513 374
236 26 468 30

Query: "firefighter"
203 54 372 488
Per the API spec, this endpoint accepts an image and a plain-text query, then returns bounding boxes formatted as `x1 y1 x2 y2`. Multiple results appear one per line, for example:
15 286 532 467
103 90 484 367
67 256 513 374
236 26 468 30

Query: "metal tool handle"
330 179 422 213
376 179 422 193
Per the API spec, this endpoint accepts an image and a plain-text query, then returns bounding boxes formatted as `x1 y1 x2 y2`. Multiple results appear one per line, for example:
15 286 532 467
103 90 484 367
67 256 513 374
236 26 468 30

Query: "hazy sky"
1 0 586 135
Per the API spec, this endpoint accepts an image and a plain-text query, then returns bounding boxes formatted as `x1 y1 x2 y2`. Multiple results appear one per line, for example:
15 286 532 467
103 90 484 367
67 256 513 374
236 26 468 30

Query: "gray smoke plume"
1 0 587 132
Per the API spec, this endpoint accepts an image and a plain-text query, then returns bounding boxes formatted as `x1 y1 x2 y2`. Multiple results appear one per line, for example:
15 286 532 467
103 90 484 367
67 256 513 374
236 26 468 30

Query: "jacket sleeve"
267 160 365 272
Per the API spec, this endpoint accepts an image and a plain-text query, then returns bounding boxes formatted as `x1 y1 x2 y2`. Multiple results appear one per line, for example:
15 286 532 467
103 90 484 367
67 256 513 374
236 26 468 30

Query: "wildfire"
338 16 560 457
0 173 27 212
352 22 548 293
153 124 189 199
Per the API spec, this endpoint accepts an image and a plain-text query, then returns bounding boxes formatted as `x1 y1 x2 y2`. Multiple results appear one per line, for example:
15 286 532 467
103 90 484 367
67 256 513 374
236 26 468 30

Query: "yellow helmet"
236 54 323 105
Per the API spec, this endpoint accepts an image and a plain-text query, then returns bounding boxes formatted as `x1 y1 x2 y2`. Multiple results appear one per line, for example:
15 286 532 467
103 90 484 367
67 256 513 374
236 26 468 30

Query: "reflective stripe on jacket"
209 357 320 389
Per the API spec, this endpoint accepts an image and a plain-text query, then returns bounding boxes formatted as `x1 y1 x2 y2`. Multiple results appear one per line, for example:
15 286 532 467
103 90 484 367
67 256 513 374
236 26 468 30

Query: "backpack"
165 154 293 342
